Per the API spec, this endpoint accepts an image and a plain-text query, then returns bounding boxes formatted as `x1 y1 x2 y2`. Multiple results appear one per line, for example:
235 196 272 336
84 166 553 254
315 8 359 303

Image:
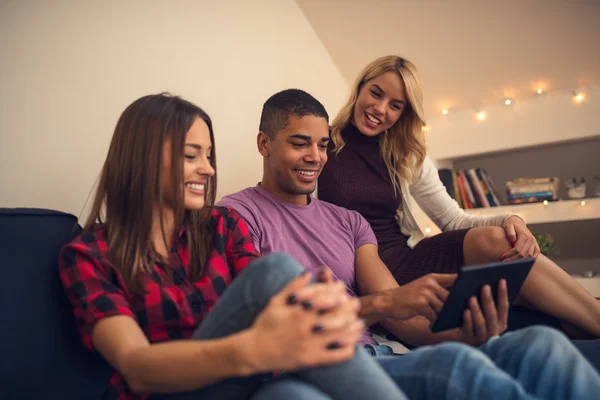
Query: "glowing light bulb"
425 227 431 233
537 88 543 95
477 111 486 120
581 200 586 206
543 200 549 206
442 109 449 115
422 125 429 132
574 92 585 103
504 99 512 105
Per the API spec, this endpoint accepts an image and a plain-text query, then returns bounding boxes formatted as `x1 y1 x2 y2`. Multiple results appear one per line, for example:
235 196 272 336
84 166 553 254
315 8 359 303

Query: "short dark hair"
259 89 329 138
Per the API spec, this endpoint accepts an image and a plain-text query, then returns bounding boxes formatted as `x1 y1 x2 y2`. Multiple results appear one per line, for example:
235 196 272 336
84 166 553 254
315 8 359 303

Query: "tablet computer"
430 258 535 333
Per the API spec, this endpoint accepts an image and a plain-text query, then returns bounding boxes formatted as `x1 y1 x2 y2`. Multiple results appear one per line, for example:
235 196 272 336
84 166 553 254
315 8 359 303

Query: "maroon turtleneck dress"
318 123 469 284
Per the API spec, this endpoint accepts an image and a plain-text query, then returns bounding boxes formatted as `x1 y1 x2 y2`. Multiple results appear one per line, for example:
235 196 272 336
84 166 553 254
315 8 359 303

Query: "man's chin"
288 182 316 196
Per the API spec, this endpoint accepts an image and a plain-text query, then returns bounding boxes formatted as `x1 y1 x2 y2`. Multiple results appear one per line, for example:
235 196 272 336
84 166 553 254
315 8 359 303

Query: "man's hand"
379 273 457 322
448 279 509 346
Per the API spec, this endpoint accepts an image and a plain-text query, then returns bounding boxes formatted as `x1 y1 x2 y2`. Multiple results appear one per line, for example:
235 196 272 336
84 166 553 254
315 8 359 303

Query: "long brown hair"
330 56 427 193
85 93 217 293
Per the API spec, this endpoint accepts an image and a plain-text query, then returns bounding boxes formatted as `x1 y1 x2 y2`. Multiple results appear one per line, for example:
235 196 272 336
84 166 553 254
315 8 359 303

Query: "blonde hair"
330 55 427 194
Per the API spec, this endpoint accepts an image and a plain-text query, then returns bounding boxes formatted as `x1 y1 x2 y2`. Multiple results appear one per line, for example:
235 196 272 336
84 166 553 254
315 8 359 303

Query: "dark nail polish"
301 301 313 310
286 294 297 305
326 341 342 350
312 324 324 334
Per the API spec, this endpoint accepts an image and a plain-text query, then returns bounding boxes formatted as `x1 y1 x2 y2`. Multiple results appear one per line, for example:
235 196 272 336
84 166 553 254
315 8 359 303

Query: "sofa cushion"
0 208 112 399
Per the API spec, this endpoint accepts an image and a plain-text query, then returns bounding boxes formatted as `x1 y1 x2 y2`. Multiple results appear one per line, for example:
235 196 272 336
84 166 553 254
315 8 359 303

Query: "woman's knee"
465 226 511 262
245 253 305 279
239 253 306 300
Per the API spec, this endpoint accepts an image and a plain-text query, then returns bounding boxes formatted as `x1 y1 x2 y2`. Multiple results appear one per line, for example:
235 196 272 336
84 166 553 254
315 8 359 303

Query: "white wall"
0 0 348 216
426 86 600 161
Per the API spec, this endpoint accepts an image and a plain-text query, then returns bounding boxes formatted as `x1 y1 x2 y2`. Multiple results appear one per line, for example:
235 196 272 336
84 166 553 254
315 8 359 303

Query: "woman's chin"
184 200 206 211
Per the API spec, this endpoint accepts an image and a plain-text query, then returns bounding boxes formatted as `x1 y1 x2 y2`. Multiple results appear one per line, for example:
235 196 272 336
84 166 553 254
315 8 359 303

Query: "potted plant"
532 231 558 257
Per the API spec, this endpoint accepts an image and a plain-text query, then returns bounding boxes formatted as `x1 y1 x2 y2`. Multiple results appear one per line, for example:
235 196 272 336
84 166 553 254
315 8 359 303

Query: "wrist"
506 215 525 226
371 290 395 317
231 328 265 377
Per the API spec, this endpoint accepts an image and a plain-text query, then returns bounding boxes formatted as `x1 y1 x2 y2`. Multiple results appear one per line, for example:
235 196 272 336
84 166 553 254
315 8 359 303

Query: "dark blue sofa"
1 208 112 399
1 207 598 400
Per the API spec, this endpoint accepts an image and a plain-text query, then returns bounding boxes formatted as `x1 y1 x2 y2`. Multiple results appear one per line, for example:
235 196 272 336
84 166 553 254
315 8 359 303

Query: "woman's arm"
93 274 363 395
409 157 511 231
92 316 258 394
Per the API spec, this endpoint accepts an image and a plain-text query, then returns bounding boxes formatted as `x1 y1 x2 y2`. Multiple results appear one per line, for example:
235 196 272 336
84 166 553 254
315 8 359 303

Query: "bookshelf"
464 197 600 225
412 137 600 286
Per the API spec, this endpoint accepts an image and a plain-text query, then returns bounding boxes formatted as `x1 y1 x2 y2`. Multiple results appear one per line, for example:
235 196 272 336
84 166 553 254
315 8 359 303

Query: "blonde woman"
317 55 600 339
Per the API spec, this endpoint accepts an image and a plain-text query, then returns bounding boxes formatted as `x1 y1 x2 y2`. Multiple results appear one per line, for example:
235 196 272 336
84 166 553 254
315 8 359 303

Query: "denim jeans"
158 253 407 400
365 344 395 357
374 326 600 399
159 252 600 400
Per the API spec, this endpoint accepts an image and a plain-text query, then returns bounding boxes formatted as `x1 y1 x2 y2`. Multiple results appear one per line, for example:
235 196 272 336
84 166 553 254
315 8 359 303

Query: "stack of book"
506 177 559 204
438 168 502 209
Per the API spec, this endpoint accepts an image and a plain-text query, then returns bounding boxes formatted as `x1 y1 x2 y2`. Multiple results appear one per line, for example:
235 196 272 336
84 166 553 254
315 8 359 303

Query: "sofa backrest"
0 208 112 399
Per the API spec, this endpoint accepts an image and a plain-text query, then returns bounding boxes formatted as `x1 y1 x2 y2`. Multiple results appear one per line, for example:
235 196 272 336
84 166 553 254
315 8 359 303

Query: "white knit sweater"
398 156 513 248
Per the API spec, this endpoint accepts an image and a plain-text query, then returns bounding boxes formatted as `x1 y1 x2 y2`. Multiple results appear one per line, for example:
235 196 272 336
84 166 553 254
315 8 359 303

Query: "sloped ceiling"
297 0 600 118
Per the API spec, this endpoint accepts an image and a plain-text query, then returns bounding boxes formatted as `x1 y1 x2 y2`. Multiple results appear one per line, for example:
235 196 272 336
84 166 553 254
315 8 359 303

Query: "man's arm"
354 244 508 346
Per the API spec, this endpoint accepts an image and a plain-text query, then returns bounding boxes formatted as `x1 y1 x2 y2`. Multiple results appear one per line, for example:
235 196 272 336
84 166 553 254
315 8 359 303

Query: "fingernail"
301 301 313 310
286 294 297 305
326 341 342 350
312 324 324 334
317 269 326 282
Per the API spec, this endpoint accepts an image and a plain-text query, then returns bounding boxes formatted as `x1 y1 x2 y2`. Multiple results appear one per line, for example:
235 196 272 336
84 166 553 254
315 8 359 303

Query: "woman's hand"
501 216 540 261
246 272 363 373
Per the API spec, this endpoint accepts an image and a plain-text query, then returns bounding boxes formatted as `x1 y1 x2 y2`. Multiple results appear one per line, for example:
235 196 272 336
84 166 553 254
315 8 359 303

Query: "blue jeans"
158 253 407 400
161 253 600 399
375 326 600 399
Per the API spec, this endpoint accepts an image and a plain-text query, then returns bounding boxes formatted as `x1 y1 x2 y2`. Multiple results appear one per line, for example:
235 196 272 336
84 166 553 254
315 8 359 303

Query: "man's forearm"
380 316 465 347
358 292 394 326
359 293 465 346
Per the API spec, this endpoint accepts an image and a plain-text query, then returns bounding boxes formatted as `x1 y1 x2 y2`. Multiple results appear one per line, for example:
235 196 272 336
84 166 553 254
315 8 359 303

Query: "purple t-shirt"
218 184 378 344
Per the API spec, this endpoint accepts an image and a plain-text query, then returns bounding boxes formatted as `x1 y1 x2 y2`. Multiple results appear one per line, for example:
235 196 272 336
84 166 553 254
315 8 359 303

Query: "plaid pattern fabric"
58 206 259 399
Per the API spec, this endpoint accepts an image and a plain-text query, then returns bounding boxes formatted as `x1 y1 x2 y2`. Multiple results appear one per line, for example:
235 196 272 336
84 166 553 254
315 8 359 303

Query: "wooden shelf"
463 197 600 225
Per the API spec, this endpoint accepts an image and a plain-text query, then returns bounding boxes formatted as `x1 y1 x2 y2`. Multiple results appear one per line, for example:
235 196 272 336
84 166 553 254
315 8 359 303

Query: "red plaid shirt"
58 206 259 399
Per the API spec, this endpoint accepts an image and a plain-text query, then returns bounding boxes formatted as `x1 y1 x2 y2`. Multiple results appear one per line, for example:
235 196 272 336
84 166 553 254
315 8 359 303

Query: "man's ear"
257 131 270 157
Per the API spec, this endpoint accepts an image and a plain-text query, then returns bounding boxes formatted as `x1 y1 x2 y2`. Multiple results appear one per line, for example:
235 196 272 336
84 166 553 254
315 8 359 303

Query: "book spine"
508 191 555 200
460 170 478 208
481 168 503 206
467 169 489 207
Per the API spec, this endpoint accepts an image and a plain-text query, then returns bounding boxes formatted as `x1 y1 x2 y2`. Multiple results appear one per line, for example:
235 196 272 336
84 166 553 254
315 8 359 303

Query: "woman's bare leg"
463 227 600 338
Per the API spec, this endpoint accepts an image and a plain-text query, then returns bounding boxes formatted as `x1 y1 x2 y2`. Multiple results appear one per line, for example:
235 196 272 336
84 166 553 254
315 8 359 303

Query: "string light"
435 85 590 115
425 227 431 233
581 200 586 206
543 200 549 206
422 125 429 132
